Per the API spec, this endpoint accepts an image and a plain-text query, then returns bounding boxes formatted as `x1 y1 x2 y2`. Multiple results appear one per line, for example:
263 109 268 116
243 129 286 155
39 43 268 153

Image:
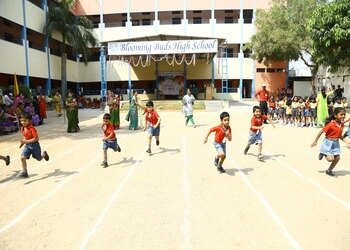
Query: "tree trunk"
61 52 67 102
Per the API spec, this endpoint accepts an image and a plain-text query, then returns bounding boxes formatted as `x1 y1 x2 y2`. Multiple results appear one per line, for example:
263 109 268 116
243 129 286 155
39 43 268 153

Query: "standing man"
255 83 269 119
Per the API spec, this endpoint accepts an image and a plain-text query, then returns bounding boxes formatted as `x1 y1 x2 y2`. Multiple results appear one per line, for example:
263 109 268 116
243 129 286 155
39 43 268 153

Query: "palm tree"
44 0 98 100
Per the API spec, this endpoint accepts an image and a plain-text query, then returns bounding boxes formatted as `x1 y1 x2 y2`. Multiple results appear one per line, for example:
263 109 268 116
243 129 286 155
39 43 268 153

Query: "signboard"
158 72 184 95
108 39 218 56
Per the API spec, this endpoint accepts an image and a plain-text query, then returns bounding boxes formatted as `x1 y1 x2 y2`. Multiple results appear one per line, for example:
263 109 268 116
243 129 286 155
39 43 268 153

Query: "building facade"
0 0 287 100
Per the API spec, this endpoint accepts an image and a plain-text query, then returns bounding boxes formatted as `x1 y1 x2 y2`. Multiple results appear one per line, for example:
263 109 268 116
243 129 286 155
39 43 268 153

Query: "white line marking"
227 154 301 250
0 154 100 235
267 152 350 210
79 150 146 250
181 136 190 250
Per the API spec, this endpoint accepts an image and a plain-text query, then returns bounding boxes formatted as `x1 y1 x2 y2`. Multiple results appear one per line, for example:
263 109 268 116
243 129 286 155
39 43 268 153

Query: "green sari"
66 98 80 133
109 97 120 129
128 96 138 130
316 91 333 126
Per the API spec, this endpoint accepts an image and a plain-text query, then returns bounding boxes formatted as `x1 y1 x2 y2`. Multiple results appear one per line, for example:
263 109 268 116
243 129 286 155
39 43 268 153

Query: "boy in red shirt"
244 106 275 160
101 113 121 168
18 113 49 178
143 101 161 154
203 112 232 173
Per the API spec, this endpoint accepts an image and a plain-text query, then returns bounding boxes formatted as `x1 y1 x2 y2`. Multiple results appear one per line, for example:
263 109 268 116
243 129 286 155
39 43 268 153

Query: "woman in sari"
53 91 62 117
38 95 47 124
65 91 80 133
108 93 120 129
316 86 334 127
128 90 139 130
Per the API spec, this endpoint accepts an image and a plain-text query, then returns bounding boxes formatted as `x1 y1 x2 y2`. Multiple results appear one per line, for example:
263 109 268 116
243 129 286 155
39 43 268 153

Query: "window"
172 11 181 14
172 17 181 25
122 20 126 27
224 17 233 23
142 12 151 15
193 17 202 24
224 10 233 13
276 68 286 73
193 10 202 14
142 19 151 25
257 68 266 72
122 13 127 17
267 68 276 73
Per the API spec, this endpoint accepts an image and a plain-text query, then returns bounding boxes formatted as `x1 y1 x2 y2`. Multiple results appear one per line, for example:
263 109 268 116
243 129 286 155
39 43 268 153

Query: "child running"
244 106 275 160
311 107 350 176
101 113 121 168
18 113 49 178
203 112 232 173
0 155 10 166
143 101 161 154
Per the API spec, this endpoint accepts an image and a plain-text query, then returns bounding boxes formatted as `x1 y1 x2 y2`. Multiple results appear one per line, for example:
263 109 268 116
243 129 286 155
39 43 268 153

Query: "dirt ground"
1 102 350 250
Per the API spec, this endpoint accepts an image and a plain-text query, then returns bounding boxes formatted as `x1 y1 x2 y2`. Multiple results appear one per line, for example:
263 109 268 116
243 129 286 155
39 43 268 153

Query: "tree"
44 0 98 100
308 0 350 73
248 0 326 76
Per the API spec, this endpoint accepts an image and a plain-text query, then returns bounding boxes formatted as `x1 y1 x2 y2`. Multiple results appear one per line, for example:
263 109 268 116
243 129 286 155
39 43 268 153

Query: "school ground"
1 102 350 250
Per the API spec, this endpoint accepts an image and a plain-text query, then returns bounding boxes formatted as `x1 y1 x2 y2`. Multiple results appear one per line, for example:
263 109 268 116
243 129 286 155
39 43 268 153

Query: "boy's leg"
19 156 29 177
257 143 263 159
146 135 152 153
244 144 250 154
189 115 196 126
155 135 160 146
185 116 190 126
216 152 226 173
102 149 108 167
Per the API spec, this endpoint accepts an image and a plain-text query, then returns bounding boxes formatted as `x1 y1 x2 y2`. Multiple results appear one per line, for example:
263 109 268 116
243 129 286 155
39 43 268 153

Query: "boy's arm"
311 129 324 147
203 130 212 144
154 116 161 128
143 115 147 131
226 128 232 141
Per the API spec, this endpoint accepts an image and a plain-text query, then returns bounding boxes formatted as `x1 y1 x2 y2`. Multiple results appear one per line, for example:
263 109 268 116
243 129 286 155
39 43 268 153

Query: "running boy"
203 112 232 173
18 113 49 178
311 107 350 176
244 106 275 160
0 155 10 166
101 113 121 168
143 101 161 154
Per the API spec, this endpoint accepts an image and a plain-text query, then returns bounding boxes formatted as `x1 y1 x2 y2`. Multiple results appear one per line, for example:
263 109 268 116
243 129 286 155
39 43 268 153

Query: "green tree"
308 0 350 72
248 0 326 76
44 0 98 100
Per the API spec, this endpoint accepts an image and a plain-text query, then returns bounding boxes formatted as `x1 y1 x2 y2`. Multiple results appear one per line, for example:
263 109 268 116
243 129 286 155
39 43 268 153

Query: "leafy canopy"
308 0 350 72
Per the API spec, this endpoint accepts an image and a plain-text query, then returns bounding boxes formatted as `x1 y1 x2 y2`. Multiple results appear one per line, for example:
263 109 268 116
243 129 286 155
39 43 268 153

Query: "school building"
0 0 287 100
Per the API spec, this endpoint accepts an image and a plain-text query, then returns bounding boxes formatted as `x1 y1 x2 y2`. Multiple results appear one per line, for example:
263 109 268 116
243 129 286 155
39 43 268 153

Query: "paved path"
1 104 350 249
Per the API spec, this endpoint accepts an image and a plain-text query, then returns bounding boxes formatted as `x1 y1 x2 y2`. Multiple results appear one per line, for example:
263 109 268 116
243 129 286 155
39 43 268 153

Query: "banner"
13 73 19 96
158 72 184 95
108 39 218 56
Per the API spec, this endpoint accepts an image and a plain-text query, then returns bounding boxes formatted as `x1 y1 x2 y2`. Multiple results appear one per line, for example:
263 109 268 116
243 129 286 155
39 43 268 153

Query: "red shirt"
255 90 269 101
21 124 38 140
145 109 160 126
268 100 276 108
209 125 232 143
250 115 268 133
322 120 344 139
102 122 116 140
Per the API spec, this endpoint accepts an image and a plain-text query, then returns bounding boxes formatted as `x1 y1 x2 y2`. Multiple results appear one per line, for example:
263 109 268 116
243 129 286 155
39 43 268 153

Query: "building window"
142 19 151 25
172 17 181 25
276 68 286 73
172 11 181 14
122 20 126 27
257 68 266 72
122 13 127 17
142 12 151 15
193 17 202 24
267 68 276 73
224 17 233 23
224 10 233 13
193 10 202 14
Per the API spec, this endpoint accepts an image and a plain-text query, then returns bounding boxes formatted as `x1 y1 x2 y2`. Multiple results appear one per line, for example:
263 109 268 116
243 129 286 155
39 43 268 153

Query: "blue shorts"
103 139 118 151
213 141 226 154
147 125 160 136
320 138 340 156
248 131 262 145
22 141 42 160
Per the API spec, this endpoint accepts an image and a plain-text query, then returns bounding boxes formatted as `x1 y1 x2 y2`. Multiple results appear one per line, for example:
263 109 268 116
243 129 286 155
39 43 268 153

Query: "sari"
128 95 138 130
53 94 62 116
108 96 120 129
66 97 80 133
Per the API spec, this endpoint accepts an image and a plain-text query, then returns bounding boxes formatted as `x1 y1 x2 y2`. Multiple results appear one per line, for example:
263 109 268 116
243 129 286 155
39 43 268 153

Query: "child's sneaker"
117 145 121 152
146 148 151 154
318 153 324 160
217 166 226 173
156 140 160 146
326 170 335 176
244 145 250 155
257 154 264 160
5 155 10 166
18 172 29 178
102 161 108 168
214 157 219 167
43 151 49 161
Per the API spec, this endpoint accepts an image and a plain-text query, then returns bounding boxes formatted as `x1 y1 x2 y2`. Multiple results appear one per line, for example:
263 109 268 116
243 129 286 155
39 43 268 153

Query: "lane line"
79 149 146 250
227 154 301 250
181 135 190 250
0 154 100 235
